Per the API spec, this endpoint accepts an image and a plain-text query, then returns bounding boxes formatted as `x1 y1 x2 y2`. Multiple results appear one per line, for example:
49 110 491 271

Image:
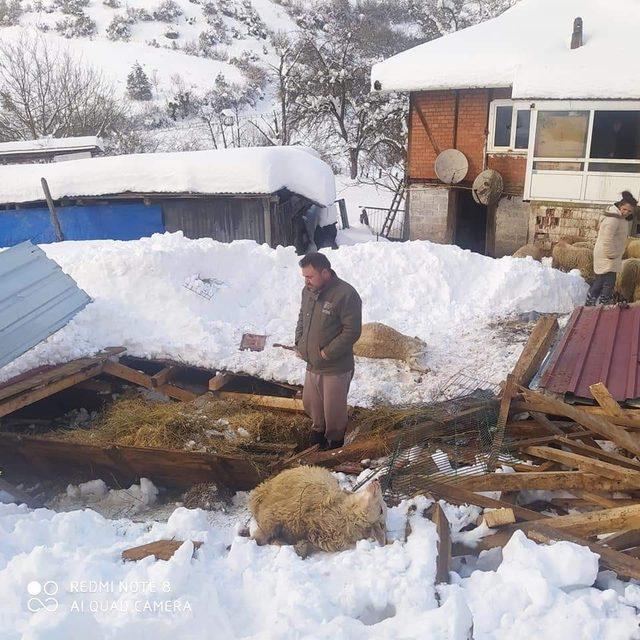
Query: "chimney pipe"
571 16 583 49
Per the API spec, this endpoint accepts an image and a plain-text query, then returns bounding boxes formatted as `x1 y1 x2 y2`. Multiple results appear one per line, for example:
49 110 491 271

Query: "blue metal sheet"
0 203 164 246
0 241 92 369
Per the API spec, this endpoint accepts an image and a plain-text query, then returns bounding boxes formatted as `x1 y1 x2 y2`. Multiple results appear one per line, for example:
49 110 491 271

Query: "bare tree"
0 34 127 141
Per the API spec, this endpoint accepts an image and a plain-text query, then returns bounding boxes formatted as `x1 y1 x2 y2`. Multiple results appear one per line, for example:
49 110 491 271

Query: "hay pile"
354 322 427 370
50 395 310 455
616 259 640 303
552 243 595 282
512 244 543 261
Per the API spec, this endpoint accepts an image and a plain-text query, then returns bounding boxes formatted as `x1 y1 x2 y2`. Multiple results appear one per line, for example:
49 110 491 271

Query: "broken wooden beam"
482 508 516 528
589 382 626 419
151 366 180 388
511 315 558 386
208 372 236 392
431 503 451 584
522 445 640 482
215 391 305 412
122 539 203 562
519 387 640 457
457 471 640 492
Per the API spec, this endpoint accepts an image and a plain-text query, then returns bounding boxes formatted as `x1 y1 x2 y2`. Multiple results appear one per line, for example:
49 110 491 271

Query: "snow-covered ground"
0 233 587 406
1 484 639 639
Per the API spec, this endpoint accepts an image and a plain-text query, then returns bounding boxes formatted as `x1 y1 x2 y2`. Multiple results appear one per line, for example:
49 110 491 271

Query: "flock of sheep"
514 238 640 304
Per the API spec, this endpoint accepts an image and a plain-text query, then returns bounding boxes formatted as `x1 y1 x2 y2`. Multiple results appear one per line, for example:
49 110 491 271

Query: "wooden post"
262 197 273 247
431 503 451 584
337 198 349 229
41 177 64 242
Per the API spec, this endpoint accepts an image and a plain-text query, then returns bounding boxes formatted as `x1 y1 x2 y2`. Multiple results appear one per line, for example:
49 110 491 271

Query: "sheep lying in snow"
248 466 387 555
552 243 595 282
616 259 640 303
353 322 428 371
512 244 543 261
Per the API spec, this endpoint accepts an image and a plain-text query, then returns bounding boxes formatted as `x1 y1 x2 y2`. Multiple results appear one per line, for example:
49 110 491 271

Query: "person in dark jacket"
295 252 362 450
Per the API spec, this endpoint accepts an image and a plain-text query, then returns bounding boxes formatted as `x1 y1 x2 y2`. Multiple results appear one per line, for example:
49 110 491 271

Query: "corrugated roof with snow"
0 136 103 155
0 146 337 207
371 0 640 99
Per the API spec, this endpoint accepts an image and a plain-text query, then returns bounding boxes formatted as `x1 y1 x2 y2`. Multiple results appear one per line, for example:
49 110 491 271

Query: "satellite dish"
472 169 504 206
434 149 468 185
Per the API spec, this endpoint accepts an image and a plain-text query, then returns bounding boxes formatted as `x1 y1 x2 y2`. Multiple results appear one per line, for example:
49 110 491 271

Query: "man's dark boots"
322 438 344 451
310 431 326 447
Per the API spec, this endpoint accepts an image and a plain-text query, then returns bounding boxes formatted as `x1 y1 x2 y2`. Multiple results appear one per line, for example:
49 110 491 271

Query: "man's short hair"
299 252 332 272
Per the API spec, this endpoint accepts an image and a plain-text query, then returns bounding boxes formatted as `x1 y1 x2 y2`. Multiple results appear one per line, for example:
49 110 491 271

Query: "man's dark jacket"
295 274 362 374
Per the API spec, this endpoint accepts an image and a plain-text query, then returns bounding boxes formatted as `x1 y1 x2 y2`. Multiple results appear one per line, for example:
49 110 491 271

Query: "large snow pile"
0 233 586 406
371 0 640 100
1 493 639 638
0 146 336 208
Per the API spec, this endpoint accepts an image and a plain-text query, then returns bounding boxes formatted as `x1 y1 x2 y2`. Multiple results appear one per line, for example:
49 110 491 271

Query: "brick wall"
530 204 604 248
408 88 525 192
407 184 451 242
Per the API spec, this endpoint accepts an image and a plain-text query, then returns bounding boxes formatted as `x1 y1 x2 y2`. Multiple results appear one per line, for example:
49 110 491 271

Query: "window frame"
487 99 532 154
524 100 640 203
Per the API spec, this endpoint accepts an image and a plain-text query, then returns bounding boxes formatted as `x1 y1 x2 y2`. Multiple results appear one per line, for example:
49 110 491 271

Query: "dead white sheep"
353 322 427 371
552 243 595 282
248 465 386 554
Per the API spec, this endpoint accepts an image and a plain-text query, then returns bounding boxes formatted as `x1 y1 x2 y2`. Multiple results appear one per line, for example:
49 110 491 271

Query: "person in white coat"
586 190 638 306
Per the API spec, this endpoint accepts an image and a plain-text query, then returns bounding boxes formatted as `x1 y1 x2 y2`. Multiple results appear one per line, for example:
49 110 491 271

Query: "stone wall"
494 195 530 257
407 184 451 242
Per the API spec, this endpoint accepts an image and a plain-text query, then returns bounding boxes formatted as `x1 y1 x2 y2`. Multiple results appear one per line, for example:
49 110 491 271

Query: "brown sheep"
615 259 640 302
249 465 386 554
552 243 595 282
624 238 640 259
572 241 595 249
512 244 543 261
354 322 428 371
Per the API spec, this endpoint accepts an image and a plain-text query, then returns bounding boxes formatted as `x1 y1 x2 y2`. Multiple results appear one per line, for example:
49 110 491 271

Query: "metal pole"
40 177 64 242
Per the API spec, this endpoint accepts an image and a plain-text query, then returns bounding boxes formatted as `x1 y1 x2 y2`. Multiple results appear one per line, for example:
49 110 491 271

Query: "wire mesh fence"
352 370 520 502
357 206 406 241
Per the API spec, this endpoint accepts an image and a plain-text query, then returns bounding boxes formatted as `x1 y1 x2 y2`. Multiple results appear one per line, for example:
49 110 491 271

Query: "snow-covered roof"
0 147 337 206
0 136 103 155
371 0 640 99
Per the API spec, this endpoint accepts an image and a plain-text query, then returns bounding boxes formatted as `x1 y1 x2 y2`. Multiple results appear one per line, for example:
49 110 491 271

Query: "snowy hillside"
0 0 296 107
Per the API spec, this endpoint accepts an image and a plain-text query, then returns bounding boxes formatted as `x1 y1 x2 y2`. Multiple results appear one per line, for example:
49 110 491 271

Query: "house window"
525 102 640 203
489 101 531 153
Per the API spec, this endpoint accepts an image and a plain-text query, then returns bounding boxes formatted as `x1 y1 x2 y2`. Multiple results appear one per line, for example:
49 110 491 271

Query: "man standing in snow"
586 190 638 306
295 253 362 450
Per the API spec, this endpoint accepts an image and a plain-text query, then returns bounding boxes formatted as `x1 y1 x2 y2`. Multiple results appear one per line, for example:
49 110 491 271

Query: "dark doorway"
454 189 487 254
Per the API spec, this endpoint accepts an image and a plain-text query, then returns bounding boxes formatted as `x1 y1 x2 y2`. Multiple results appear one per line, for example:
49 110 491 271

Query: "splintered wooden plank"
512 316 559 386
520 387 640 457
553 437 640 472
0 362 104 419
525 524 640 581
420 479 546 522
431 503 451 584
457 471 640 492
151 366 180 388
215 391 305 412
483 508 516 528
601 529 640 551
522 445 640 482
208 372 236 392
589 382 626 418
122 539 203 562
473 505 640 554
529 411 565 435
102 360 153 388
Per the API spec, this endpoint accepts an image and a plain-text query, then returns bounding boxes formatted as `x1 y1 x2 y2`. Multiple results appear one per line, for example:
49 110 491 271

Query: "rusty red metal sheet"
539 306 640 402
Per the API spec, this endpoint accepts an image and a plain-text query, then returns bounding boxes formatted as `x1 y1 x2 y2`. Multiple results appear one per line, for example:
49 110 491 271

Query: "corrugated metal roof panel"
539 306 640 402
0 241 91 369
